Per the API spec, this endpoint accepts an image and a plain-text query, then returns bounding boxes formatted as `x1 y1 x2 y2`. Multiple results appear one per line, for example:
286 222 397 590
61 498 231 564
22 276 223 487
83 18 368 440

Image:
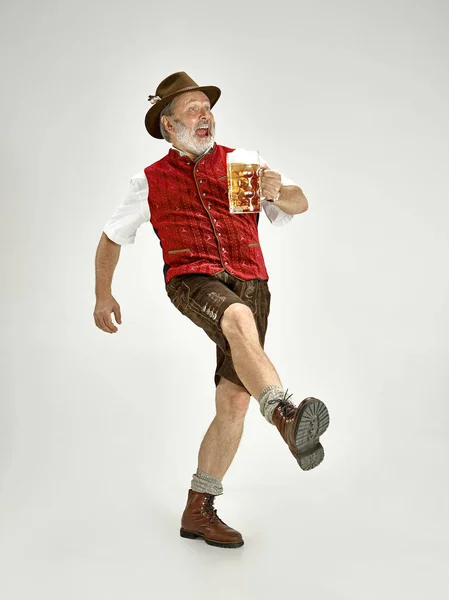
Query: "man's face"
162 91 216 156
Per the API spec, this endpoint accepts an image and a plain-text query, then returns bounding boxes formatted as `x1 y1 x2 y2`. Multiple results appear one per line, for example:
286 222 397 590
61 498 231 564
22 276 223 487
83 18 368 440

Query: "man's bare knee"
216 377 250 421
220 303 255 338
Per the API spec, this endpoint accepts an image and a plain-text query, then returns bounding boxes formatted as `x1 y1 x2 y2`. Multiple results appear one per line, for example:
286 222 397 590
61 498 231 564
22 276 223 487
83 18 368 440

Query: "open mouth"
196 124 210 138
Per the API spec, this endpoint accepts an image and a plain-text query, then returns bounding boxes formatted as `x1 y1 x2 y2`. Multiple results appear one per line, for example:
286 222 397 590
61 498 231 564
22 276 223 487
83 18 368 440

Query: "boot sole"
180 528 244 548
294 397 330 471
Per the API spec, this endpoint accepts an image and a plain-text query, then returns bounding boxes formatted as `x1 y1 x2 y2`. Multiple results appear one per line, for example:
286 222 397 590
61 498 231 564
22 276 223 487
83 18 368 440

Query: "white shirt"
104 149 296 245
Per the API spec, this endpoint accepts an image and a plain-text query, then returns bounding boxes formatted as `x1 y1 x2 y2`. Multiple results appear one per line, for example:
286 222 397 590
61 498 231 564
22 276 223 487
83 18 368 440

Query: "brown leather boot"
180 489 244 548
269 392 330 471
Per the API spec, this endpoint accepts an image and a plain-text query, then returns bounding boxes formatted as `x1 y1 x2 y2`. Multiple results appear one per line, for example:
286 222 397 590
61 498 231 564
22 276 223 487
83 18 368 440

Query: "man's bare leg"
196 377 250 480
182 377 247 547
219 303 330 472
220 303 282 400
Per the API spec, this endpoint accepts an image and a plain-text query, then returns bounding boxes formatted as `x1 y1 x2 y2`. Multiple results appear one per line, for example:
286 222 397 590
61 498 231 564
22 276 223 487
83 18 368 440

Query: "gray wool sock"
258 385 288 424
191 469 223 496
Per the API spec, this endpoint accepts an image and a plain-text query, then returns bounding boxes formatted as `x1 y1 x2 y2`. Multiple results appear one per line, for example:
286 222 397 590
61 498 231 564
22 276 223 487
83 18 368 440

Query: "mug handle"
257 165 265 200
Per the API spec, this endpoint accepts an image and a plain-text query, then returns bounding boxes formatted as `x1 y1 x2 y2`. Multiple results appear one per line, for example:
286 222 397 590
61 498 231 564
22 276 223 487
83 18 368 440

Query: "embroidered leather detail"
168 248 191 254
207 291 226 305
201 303 218 320
248 243 260 247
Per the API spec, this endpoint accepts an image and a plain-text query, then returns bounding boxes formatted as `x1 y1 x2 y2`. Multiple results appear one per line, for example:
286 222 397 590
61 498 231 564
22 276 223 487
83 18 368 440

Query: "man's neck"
171 143 214 161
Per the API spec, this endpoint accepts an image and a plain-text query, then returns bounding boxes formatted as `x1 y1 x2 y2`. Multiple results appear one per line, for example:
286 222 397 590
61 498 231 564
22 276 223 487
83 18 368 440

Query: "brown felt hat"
144 71 221 139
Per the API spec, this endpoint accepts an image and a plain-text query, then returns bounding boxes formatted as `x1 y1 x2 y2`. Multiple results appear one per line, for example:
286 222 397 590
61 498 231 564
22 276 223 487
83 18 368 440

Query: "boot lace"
202 495 219 524
267 388 295 418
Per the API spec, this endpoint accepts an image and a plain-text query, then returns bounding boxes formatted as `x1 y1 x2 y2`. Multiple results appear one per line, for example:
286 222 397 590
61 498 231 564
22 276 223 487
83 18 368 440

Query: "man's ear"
161 115 174 133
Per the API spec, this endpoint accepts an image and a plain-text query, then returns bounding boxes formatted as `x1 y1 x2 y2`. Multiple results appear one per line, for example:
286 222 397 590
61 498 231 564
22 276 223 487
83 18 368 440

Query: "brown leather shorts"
165 270 271 393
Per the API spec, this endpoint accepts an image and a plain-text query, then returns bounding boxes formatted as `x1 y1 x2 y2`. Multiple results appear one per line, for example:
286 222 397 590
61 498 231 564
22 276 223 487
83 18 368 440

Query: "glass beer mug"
226 149 262 214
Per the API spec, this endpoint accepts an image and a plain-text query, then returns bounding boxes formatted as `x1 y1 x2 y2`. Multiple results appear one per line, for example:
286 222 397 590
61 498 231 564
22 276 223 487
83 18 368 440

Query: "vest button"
199 179 203 183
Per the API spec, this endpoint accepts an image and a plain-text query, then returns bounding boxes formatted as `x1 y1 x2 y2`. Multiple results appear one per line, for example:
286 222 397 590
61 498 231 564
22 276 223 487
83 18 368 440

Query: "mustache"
195 120 211 130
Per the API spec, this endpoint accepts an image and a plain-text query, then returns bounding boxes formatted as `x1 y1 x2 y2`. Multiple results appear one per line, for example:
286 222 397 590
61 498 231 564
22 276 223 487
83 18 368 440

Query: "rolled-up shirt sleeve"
260 159 296 227
103 171 150 244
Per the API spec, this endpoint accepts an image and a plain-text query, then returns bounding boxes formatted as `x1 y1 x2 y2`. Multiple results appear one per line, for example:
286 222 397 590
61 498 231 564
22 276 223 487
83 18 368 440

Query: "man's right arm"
93 232 122 333
93 170 150 334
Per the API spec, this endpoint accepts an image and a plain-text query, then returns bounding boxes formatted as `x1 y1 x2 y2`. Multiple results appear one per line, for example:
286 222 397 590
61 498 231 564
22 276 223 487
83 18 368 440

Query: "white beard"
172 119 216 155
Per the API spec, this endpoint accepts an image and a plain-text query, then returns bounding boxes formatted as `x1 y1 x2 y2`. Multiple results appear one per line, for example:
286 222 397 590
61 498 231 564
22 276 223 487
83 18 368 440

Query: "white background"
1 0 448 598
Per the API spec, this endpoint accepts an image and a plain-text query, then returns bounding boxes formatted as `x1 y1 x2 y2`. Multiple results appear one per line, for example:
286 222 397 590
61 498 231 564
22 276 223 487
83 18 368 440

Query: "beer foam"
227 148 259 164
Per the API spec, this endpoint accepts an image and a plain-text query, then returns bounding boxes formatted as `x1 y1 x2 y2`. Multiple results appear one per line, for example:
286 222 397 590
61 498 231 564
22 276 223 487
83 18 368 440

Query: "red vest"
144 143 269 285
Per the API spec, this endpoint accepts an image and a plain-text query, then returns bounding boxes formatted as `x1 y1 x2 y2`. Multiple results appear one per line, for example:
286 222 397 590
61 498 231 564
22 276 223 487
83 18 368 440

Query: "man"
94 72 330 549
